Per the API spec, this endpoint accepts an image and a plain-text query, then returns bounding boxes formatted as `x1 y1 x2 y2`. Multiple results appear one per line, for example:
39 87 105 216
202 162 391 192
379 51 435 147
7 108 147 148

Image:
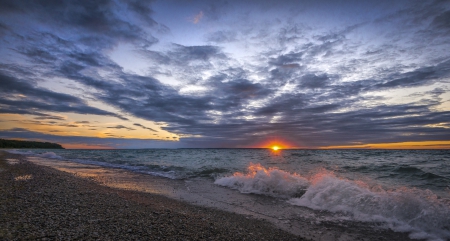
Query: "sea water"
8 149 450 240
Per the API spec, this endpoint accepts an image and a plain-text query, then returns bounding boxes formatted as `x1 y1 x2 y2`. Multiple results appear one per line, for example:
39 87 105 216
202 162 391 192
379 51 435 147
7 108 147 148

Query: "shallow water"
8 149 450 240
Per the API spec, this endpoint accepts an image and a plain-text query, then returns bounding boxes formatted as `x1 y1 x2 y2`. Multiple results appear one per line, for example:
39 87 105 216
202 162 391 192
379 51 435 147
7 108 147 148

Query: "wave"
194 167 230 178
395 166 424 174
420 172 445 180
216 163 450 241
214 163 309 198
6 150 63 159
7 150 186 179
37 152 63 159
291 173 450 240
6 150 35 155
393 165 448 184
68 158 185 179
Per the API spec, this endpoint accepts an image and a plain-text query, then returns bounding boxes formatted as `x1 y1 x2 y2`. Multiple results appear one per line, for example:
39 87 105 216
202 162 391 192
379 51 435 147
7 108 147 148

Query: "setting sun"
253 139 294 150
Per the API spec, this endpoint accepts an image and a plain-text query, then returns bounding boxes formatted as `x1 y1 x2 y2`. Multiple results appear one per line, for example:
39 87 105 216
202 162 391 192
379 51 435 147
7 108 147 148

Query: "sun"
272 146 280 151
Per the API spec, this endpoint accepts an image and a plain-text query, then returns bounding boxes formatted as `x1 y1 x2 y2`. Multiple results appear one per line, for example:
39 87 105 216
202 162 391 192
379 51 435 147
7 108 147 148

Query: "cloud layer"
0 0 449 148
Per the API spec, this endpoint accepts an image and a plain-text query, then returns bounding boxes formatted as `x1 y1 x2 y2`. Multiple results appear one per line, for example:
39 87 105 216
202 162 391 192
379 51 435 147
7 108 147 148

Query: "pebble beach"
0 151 303 240
1 151 423 241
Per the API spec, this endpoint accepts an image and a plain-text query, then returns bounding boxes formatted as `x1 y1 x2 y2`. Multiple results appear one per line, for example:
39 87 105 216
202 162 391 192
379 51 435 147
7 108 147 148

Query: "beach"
0 151 305 240
0 151 422 240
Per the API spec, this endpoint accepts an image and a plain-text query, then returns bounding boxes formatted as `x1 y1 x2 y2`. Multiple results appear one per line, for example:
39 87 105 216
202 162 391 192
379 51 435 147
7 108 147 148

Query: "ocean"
8 149 450 240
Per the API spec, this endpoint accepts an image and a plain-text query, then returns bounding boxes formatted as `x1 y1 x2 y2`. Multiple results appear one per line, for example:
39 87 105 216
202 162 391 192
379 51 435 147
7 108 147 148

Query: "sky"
0 0 450 149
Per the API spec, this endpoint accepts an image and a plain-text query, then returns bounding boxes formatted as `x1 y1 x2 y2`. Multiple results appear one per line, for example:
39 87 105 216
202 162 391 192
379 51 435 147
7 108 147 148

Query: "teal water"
10 149 449 194
8 149 450 240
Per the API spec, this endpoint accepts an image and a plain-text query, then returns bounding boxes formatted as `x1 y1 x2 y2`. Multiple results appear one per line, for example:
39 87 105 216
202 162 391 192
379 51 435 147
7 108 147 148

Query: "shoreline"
0 151 303 240
1 151 418 240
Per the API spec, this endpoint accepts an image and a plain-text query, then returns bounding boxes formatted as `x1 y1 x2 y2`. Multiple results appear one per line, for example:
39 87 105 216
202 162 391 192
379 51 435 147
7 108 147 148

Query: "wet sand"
0 151 417 240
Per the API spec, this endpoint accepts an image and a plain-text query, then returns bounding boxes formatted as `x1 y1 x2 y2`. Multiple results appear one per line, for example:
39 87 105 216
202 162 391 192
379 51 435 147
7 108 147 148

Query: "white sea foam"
6 150 34 155
216 163 450 241
214 163 309 198
6 150 63 159
288 173 450 241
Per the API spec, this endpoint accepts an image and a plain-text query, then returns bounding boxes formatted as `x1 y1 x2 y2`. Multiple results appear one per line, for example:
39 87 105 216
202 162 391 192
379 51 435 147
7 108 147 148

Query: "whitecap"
215 163 309 198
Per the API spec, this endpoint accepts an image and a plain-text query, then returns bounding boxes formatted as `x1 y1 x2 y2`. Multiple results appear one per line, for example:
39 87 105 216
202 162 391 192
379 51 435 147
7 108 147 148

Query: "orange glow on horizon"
0 113 180 142
250 138 296 149
321 140 450 149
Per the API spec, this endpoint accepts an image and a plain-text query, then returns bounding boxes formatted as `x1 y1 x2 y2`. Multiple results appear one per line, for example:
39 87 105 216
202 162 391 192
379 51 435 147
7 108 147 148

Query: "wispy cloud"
107 125 136 131
189 11 204 24
133 123 157 132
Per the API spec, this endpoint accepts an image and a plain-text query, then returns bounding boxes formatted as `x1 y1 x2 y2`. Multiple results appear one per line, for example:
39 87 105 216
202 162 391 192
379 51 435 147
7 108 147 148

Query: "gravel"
0 151 305 240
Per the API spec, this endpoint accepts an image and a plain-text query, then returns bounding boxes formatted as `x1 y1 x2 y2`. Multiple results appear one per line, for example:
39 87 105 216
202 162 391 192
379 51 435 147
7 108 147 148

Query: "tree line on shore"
0 139 64 149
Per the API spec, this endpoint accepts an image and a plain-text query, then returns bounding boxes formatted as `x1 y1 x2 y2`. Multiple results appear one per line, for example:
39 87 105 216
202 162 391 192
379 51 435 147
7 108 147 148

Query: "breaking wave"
215 163 450 241
7 150 63 159
214 163 309 198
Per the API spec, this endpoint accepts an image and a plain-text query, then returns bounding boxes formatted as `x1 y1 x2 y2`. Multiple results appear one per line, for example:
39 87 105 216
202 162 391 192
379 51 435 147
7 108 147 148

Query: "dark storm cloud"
209 78 273 109
0 97 123 119
254 93 306 116
0 73 78 103
0 71 126 119
375 59 450 89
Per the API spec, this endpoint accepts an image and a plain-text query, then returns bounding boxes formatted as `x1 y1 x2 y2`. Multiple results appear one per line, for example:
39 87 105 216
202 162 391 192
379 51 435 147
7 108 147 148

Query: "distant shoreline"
0 139 64 149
